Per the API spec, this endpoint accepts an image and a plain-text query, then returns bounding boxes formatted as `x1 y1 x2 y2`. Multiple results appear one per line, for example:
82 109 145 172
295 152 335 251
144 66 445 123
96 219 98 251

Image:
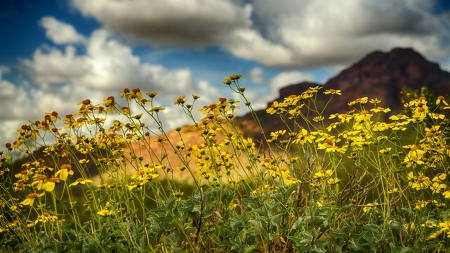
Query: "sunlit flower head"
174 95 186 105
69 178 93 187
363 202 378 213
97 209 113 217
285 177 301 187
323 89 342 95
42 177 61 192
21 192 45 206
55 164 74 181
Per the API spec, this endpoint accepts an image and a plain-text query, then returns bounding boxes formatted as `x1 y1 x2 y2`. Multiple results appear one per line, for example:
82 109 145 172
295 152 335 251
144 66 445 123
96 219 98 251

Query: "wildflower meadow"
1 74 450 252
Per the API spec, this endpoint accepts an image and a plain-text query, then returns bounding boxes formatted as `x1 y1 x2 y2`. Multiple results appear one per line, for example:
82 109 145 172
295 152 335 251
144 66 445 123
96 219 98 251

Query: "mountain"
235 47 450 140
324 48 450 113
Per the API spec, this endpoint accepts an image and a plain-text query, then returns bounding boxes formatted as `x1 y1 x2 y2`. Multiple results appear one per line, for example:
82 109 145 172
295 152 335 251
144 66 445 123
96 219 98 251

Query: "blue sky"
0 0 450 145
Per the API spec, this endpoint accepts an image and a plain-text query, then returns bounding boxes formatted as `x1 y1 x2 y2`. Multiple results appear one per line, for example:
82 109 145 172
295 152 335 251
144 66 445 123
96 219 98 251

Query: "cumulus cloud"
223 29 294 66
71 0 450 69
40 16 87 44
70 0 295 67
249 67 266 84
270 71 313 97
0 121 23 145
71 0 252 48
23 46 89 87
0 66 103 125
22 17 219 99
253 0 450 67
0 67 33 120
23 21 212 100
0 67 34 145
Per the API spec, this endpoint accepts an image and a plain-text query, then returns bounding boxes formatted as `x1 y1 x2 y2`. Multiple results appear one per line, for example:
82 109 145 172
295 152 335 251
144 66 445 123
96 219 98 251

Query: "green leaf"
291 216 306 230
201 201 216 219
400 247 417 253
348 239 363 251
105 243 119 251
336 204 353 215
288 236 309 252
244 245 259 253
312 216 326 226
299 231 313 244
270 212 286 224
330 232 348 248
389 243 403 253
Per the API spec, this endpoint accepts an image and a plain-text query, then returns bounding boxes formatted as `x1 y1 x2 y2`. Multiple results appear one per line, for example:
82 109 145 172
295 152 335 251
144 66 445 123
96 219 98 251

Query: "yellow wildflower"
323 89 342 95
97 209 113 217
327 178 341 185
370 107 391 113
69 178 93 187
312 116 324 122
314 169 333 179
42 177 60 192
174 95 186 105
436 96 448 106
379 148 391 154
55 164 74 181
269 130 286 142
317 197 324 208
285 177 301 186
403 145 426 168
363 202 378 213
415 200 431 209
35 212 58 224
387 188 399 194
21 192 45 206
443 188 450 198
31 174 47 190
293 129 314 145
266 101 287 115
408 172 431 190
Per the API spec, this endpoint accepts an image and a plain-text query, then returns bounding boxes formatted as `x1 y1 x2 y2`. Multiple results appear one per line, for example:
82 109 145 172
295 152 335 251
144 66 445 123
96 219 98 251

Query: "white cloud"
23 46 89 88
223 29 294 67
249 67 266 84
0 67 33 120
23 25 212 99
252 0 450 67
71 0 450 69
0 67 32 145
70 0 296 67
23 18 220 97
0 121 23 145
40 16 87 44
270 71 313 96
71 0 252 48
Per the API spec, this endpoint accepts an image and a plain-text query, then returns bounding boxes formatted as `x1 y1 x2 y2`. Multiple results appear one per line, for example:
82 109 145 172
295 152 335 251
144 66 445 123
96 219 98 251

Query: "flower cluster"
197 97 240 120
127 164 160 190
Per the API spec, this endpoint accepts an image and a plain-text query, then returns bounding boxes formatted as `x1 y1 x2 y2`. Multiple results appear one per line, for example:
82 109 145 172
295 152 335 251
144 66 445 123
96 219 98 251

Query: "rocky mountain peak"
323 47 450 113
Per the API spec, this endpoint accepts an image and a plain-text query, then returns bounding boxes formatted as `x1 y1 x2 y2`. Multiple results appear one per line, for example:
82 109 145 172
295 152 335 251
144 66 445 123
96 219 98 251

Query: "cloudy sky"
1 0 450 146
